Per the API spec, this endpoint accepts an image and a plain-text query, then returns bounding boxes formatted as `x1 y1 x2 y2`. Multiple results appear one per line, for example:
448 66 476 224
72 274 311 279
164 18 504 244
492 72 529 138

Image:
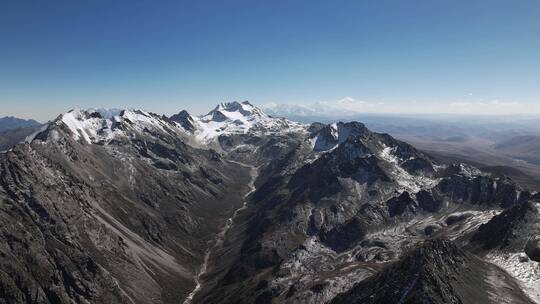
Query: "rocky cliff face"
1 102 539 304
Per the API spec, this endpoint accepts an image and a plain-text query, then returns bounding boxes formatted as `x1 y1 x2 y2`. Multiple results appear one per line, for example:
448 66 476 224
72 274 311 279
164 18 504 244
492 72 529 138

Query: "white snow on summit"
59 110 113 143
192 101 306 142
46 109 183 144
88 108 122 119
311 122 355 151
378 145 439 193
25 102 306 146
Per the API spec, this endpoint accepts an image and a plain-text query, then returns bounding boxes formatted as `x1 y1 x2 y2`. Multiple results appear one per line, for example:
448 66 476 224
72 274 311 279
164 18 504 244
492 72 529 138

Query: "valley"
183 162 258 304
0 102 539 304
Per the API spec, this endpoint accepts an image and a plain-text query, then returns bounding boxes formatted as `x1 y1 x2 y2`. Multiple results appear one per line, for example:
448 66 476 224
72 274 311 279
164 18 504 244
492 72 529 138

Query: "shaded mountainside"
392 131 540 194
494 135 540 165
331 239 534 304
0 125 42 151
472 199 539 252
0 116 41 133
0 115 43 151
469 196 540 302
1 103 539 304
193 120 534 304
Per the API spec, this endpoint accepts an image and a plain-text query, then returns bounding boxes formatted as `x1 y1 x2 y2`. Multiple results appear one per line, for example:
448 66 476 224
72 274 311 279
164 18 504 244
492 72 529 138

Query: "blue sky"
1 0 539 121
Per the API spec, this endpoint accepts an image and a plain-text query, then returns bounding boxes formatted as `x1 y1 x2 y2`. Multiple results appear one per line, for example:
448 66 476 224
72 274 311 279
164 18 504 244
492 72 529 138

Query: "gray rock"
525 236 540 262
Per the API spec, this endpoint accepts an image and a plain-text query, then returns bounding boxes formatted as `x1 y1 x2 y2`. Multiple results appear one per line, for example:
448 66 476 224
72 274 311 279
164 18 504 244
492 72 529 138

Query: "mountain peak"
186 101 306 142
170 110 196 132
203 101 268 123
0 116 41 132
310 121 369 151
217 100 253 110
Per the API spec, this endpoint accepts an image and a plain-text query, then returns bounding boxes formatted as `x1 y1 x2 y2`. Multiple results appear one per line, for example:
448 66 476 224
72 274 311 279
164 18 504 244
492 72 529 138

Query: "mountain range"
0 117 43 151
494 136 540 165
0 116 41 132
0 102 539 303
263 103 540 192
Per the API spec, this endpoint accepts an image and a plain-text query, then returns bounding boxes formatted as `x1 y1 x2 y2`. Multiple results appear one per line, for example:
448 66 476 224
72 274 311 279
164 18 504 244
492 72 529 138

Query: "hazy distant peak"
262 103 318 117
262 100 367 119
0 116 41 132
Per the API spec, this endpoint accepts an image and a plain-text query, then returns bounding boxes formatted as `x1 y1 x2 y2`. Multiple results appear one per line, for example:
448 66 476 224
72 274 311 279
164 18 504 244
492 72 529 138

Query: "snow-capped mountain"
27 108 186 145
309 121 370 151
36 101 306 148
1 101 539 304
188 101 306 142
170 110 197 132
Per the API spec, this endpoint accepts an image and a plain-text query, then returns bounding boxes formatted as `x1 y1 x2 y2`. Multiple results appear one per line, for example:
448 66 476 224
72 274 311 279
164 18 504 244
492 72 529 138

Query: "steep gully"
183 161 259 304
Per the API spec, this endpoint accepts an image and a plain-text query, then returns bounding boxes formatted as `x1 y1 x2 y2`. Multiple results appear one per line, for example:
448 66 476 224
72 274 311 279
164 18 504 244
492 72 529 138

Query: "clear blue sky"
1 0 539 121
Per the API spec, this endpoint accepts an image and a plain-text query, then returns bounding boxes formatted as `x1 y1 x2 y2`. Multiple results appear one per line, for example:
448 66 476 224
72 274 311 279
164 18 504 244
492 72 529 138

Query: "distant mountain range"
264 103 540 191
494 136 540 165
263 102 540 136
0 116 41 132
0 116 42 151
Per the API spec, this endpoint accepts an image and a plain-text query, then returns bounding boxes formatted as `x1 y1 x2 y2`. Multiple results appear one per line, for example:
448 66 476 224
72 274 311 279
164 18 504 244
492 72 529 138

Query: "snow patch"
487 252 540 303
378 145 439 193
311 122 354 151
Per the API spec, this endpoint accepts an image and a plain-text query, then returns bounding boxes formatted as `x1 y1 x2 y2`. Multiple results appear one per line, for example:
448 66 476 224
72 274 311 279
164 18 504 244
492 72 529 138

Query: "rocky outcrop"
170 110 196 132
525 236 540 262
331 239 534 304
472 201 535 250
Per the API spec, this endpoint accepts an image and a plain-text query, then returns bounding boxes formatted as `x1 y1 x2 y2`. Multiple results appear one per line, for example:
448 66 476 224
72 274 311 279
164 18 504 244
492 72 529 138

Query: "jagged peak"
27 108 176 145
202 101 268 122
216 100 254 111
310 121 370 152
173 109 191 117
86 108 122 119
170 110 196 132
57 108 161 127
170 110 194 122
